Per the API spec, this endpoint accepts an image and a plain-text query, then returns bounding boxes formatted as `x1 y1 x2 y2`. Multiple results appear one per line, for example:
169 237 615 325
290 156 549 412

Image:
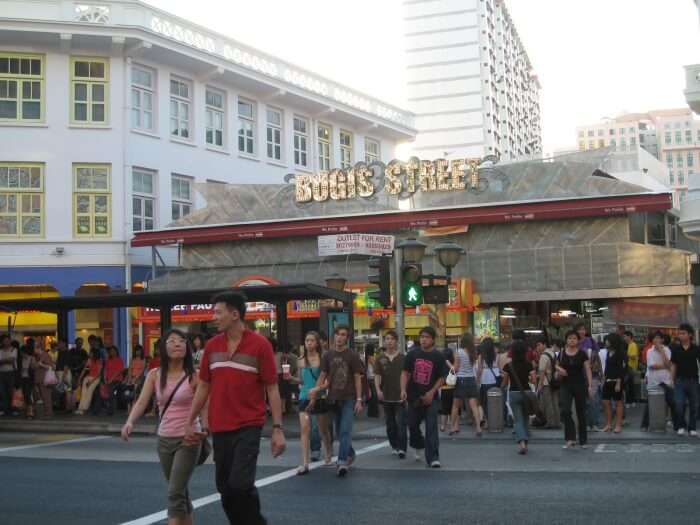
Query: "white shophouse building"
0 0 415 353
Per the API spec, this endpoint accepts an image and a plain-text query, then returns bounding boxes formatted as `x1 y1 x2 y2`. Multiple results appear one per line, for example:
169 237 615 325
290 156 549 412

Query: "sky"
147 0 700 153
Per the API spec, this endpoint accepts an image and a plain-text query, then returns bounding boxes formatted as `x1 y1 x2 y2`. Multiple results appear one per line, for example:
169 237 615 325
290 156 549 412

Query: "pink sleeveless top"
156 373 201 438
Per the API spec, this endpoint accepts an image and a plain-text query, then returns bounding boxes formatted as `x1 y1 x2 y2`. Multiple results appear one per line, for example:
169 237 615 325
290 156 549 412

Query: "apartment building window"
669 170 674 184
131 65 154 131
0 163 43 236
365 138 380 163
677 152 684 168
609 129 615 136
675 131 682 144
610 139 616 148
318 124 331 170
679 172 685 186
0 53 43 122
170 77 191 139
597 129 604 137
587 130 593 137
619 138 626 152
619 128 625 135
237 98 256 155
629 127 635 134
666 154 673 168
340 130 353 169
74 164 110 237
171 174 192 221
71 57 108 124
686 129 693 144
205 88 225 148
688 152 695 168
664 132 671 145
132 168 156 232
293 116 308 167
266 108 283 161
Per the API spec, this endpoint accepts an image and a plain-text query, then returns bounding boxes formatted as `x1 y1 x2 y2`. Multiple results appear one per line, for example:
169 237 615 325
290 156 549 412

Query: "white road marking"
0 435 110 453
594 442 697 454
120 440 389 525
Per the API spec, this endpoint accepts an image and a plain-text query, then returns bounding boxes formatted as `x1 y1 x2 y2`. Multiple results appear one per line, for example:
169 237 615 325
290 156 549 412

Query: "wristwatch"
272 423 283 431
356 398 363 402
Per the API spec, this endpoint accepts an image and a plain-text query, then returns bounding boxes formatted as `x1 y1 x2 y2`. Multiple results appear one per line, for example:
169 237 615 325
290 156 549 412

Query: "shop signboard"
318 233 394 257
610 302 682 327
474 306 500 340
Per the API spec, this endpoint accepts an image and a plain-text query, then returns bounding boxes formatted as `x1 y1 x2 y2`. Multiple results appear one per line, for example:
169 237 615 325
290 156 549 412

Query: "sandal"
296 466 310 476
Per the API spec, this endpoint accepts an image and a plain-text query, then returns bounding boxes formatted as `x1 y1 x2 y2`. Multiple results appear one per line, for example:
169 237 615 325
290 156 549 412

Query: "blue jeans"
310 415 320 454
674 378 699 432
331 400 355 465
407 397 440 464
587 380 602 428
509 391 530 443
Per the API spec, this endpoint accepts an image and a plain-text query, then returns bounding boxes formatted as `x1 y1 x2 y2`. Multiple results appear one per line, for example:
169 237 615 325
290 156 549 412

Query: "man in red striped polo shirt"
186 291 285 525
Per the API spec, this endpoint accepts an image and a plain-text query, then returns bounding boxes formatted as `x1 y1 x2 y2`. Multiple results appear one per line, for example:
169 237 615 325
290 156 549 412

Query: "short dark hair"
652 331 665 341
533 336 547 347
564 329 580 341
333 324 350 336
0 334 10 344
679 323 694 336
419 326 436 339
624 331 634 338
384 330 398 340
212 291 247 319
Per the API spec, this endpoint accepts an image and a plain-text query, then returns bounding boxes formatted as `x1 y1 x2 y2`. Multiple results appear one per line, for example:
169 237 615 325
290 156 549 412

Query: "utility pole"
394 248 405 353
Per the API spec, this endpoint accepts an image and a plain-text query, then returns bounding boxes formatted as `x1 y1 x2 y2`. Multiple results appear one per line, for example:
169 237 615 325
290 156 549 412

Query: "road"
1 431 699 524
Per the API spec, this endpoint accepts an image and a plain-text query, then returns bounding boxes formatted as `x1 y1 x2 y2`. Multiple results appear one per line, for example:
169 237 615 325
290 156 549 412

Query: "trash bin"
647 387 666 433
487 387 504 432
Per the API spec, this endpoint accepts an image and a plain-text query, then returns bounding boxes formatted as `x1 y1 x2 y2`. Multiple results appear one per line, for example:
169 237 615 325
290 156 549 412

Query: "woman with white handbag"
32 340 56 418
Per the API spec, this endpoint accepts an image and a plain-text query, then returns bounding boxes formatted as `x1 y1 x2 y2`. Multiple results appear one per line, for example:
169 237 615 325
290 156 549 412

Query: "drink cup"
282 363 291 380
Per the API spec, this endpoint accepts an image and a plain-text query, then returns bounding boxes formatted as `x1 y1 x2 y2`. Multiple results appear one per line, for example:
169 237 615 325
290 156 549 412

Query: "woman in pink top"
122 329 207 525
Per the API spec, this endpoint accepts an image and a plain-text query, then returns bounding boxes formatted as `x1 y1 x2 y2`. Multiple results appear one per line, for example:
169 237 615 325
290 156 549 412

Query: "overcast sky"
147 0 700 153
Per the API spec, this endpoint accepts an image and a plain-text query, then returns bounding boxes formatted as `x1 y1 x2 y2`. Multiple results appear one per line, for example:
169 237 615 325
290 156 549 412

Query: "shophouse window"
610 139 616 148
679 171 685 185
131 65 155 131
237 98 255 155
205 88 225 147
587 130 593 137
71 57 108 124
0 53 43 122
578 131 583 138
0 163 43 236
609 129 615 135
365 137 380 163
677 152 684 167
619 138 626 151
688 153 695 168
629 137 636 148
597 129 604 136
293 116 308 167
667 153 673 167
74 164 110 237
664 132 671 145
170 77 191 139
171 174 192 221
578 141 585 150
669 170 674 184
318 123 331 170
686 129 693 144
675 131 682 144
266 108 283 161
619 128 625 135
132 168 156 232
340 130 353 169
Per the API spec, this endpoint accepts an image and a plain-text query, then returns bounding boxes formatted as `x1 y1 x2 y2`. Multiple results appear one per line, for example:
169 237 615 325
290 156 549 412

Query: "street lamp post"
433 241 465 348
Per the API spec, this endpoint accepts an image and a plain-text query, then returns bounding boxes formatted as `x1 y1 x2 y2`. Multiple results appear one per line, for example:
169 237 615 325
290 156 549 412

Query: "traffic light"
368 256 391 308
401 262 423 306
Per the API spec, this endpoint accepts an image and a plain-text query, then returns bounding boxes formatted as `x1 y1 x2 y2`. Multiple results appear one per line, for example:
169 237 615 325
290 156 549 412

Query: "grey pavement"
1 428 700 524
0 404 686 442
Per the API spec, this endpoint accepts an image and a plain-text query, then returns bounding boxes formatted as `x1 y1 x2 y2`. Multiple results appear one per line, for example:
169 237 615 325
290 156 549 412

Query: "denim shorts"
454 377 478 400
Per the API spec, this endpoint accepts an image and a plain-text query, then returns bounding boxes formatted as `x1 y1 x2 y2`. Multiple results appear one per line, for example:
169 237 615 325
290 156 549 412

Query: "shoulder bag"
508 363 538 416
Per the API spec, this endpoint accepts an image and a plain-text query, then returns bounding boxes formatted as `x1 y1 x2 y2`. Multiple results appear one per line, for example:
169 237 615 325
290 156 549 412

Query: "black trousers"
213 426 266 525
0 371 15 413
383 401 407 452
560 382 588 445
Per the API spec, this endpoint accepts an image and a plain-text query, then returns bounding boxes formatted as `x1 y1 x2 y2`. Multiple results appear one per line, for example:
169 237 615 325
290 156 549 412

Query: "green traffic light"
403 283 423 306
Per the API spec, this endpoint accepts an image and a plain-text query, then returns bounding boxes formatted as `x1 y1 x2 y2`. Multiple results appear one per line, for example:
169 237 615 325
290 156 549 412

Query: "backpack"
545 351 561 390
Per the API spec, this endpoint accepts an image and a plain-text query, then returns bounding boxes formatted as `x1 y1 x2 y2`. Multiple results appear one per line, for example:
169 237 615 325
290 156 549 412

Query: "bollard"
487 387 504 432
647 387 666 432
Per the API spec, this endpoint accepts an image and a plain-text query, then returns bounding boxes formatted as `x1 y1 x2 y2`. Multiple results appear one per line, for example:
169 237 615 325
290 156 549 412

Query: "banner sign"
318 233 395 257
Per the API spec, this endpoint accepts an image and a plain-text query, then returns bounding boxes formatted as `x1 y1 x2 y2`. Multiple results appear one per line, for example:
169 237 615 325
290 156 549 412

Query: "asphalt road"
1 432 699 524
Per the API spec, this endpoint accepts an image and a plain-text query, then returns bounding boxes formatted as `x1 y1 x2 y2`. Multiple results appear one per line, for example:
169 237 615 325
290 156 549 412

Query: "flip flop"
296 466 310 476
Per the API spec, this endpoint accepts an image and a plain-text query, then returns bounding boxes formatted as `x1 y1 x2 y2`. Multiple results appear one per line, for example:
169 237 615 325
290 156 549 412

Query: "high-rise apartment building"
577 108 700 204
404 0 542 161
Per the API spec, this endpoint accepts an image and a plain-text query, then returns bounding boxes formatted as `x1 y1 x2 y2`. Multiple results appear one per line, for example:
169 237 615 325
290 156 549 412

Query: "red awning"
131 193 672 247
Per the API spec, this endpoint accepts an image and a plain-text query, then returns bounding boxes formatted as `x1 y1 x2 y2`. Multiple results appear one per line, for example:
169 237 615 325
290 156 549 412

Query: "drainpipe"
122 53 132 365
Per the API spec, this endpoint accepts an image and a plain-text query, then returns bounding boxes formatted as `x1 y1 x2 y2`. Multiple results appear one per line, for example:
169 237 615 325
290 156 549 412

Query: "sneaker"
678 428 686 436
398 450 406 459
430 460 441 468
690 430 698 437
336 465 348 477
414 449 422 461
640 427 648 432
589 426 600 433
310 454 320 462
391 449 399 456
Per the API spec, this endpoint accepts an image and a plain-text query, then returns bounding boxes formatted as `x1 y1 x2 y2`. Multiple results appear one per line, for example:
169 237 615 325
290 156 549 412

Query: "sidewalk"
0 405 691 442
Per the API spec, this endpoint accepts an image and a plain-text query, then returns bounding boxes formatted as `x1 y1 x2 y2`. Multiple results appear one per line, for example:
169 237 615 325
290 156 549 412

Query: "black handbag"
305 365 328 414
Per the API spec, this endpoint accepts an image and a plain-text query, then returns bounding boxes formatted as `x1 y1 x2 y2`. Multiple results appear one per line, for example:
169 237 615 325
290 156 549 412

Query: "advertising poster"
474 306 499 340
